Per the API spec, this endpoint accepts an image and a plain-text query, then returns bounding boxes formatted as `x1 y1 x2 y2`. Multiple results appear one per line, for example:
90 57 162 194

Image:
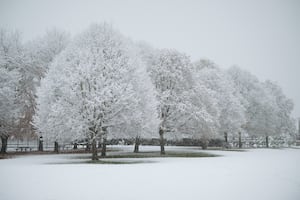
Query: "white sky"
1 0 300 117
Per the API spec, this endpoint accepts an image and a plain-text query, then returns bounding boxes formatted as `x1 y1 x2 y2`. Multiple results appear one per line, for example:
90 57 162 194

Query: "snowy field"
0 146 300 200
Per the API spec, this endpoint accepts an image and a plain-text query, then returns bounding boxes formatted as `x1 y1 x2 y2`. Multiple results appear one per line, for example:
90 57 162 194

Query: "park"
1 1 300 200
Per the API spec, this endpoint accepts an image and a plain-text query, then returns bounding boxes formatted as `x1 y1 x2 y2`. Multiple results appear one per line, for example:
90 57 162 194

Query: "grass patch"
0 154 13 159
103 151 218 159
48 159 155 165
221 149 246 152
67 151 219 165
56 150 219 165
72 151 218 160
85 159 155 165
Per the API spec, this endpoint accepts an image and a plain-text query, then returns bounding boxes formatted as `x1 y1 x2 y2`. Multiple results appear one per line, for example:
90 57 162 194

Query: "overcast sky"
1 0 300 117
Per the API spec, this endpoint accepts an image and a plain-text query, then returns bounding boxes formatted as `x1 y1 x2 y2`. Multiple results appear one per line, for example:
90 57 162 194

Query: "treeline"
0 24 296 159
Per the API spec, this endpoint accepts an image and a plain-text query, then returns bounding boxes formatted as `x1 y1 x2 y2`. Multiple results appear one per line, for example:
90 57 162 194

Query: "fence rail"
0 135 296 152
2 140 87 152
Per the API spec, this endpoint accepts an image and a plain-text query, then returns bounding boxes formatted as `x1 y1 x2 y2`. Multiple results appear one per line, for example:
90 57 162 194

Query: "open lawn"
0 146 299 200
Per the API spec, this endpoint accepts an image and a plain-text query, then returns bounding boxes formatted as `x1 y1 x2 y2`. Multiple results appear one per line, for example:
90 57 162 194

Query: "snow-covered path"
0 147 299 200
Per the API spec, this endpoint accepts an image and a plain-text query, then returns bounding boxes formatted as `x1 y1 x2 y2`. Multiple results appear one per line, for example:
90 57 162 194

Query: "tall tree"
35 24 157 159
147 49 195 154
227 66 296 147
0 29 23 153
20 29 69 140
194 60 246 147
263 81 296 140
110 63 159 153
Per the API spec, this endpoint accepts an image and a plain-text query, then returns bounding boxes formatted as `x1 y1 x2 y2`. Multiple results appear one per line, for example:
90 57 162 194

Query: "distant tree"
194 60 246 148
110 63 159 153
20 29 69 140
263 81 297 140
227 66 295 147
0 68 20 153
227 67 268 145
145 49 197 154
25 29 70 77
0 29 23 153
168 61 219 149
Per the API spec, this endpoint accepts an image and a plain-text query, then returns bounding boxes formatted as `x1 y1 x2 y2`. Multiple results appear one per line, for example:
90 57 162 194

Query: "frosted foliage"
194 60 246 138
138 44 218 141
146 49 204 140
110 64 159 139
8 29 70 140
263 81 296 137
34 67 83 142
0 68 20 135
25 29 70 78
0 29 23 136
227 66 296 137
5 23 294 145
34 24 158 143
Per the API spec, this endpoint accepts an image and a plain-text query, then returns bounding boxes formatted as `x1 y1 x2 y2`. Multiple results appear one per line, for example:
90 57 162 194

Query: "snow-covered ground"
0 146 299 200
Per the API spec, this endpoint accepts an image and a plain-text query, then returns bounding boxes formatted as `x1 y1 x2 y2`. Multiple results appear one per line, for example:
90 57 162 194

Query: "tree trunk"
101 137 107 157
85 142 90 151
101 127 107 157
54 141 59 153
238 132 242 148
201 140 208 150
91 137 98 160
38 136 43 151
1 135 8 154
159 128 165 155
133 136 140 153
266 136 269 148
224 132 228 143
224 132 228 148
73 142 78 149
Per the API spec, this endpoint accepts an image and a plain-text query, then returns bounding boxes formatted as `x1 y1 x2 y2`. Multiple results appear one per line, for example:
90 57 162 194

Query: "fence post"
238 132 242 148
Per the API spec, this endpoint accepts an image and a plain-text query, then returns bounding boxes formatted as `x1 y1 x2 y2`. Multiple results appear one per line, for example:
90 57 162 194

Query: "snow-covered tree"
145 49 198 154
227 66 296 147
194 60 246 147
109 63 159 153
262 80 296 140
227 67 267 139
176 90 217 149
138 45 218 150
0 68 20 153
18 30 70 141
34 61 83 152
35 24 158 159
0 29 24 153
25 29 70 78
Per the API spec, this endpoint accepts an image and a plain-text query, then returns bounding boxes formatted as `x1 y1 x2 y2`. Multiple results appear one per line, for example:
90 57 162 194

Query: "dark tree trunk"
101 127 107 157
133 136 140 153
101 137 107 157
73 142 78 149
97 139 102 149
86 143 91 151
224 132 228 148
238 132 242 148
201 140 208 150
224 132 228 143
1 135 8 154
54 141 59 153
38 137 43 151
266 136 269 148
91 138 98 160
159 128 165 155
